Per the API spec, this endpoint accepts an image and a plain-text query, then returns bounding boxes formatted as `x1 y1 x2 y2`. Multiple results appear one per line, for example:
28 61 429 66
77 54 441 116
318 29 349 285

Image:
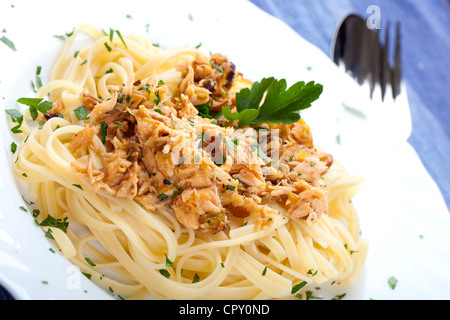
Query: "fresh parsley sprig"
222 77 323 126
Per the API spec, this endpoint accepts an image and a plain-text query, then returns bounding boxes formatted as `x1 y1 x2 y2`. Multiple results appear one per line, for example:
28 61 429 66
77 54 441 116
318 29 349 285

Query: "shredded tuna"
67 53 332 233
176 53 236 113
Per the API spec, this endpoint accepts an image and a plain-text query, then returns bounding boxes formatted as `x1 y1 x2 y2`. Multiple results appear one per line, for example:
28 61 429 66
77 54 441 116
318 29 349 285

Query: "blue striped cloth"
250 0 450 211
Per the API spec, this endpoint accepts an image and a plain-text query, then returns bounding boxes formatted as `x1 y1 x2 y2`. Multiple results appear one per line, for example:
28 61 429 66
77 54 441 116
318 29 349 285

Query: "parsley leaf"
223 77 323 126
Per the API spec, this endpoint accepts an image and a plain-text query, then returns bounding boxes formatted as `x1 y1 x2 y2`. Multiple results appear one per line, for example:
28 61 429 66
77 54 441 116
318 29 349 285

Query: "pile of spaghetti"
9 25 367 299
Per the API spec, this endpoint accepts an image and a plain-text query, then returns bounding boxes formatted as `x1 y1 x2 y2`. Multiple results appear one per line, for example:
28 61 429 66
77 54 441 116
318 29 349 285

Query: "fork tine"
369 28 380 99
331 15 402 101
380 20 391 101
342 16 365 77
357 21 372 85
391 22 402 99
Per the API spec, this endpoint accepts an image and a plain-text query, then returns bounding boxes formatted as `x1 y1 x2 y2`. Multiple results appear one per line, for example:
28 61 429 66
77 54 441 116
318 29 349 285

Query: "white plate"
1 0 449 300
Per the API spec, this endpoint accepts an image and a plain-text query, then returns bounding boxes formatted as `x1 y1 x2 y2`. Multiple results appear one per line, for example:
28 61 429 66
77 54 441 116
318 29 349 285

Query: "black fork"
330 14 402 101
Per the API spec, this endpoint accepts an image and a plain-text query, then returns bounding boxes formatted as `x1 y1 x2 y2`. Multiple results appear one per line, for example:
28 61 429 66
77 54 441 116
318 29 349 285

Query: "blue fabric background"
249 0 450 212
1 0 449 300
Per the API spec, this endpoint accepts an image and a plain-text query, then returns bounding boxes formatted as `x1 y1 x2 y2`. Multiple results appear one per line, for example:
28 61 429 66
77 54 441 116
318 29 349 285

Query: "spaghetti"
10 24 367 300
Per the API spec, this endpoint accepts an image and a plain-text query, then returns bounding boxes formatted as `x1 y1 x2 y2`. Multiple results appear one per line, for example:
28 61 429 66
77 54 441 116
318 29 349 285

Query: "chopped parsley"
307 269 318 277
17 97 53 121
194 99 214 118
85 257 96 267
210 61 223 73
53 29 74 41
35 66 43 89
108 28 114 42
262 266 268 276
192 273 200 283
224 137 237 152
388 276 398 290
32 209 40 218
0 36 16 51
153 90 161 105
138 83 151 94
100 120 107 144
104 42 112 52
157 193 169 201
22 195 34 206
213 155 227 167
5 109 24 133
291 281 307 294
342 102 367 119
44 229 54 239
73 105 90 120
305 290 322 300
165 254 174 267
159 269 170 278
115 30 128 48
331 293 346 300
39 215 69 233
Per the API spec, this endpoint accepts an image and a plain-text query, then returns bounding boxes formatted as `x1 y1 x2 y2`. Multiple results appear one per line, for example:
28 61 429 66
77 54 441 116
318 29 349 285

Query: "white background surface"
0 0 449 300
